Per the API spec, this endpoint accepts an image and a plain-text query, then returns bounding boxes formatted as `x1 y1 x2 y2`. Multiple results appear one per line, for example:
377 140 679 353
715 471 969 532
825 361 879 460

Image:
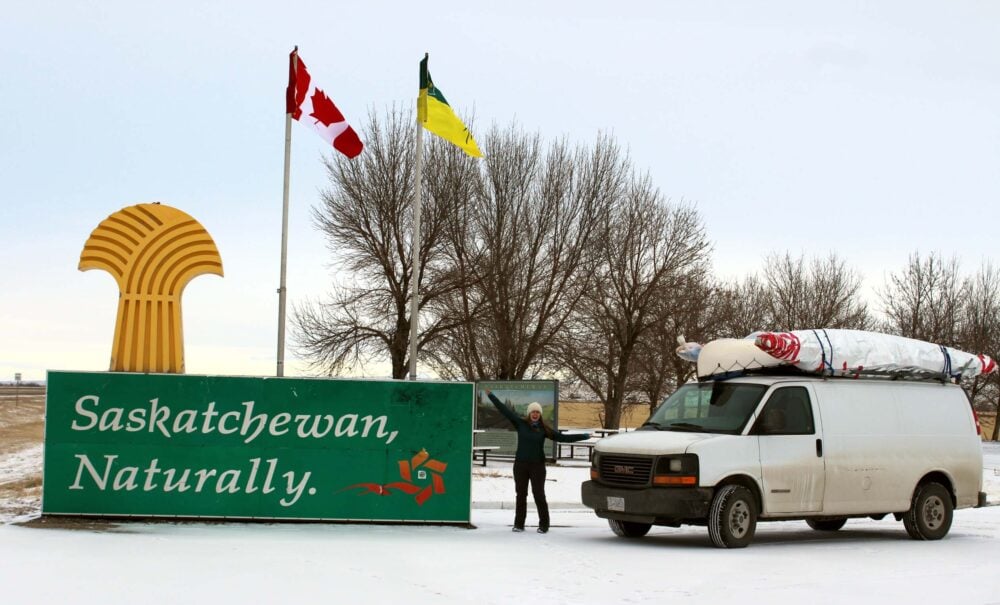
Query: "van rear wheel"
806 518 847 531
708 485 757 548
903 482 953 540
608 519 652 538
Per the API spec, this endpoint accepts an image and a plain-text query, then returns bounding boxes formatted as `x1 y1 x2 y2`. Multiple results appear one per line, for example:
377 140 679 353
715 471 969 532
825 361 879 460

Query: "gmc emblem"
613 465 635 475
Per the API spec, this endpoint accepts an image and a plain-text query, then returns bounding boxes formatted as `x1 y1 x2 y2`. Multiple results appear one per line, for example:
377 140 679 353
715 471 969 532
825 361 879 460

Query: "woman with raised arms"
484 388 591 533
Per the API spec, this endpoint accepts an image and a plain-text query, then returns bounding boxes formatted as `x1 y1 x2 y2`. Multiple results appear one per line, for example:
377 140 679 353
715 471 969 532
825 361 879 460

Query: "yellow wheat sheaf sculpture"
79 203 224 373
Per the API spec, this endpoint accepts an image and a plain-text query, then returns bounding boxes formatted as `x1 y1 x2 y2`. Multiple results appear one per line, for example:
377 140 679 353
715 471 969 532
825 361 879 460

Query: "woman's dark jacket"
487 392 590 462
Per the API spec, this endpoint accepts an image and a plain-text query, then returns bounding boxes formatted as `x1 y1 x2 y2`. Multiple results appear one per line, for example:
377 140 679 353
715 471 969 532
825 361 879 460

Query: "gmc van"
581 376 986 548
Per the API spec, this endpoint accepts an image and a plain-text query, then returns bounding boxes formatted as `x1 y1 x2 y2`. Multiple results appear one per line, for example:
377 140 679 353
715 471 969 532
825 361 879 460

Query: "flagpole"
407 107 424 381
277 49 296 378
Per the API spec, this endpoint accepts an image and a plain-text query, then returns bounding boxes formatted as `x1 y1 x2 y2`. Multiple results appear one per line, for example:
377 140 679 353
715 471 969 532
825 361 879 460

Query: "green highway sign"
43 371 474 522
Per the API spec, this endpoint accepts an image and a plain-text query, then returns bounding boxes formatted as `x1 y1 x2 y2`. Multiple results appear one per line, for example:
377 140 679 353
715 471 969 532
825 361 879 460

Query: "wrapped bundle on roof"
678 329 996 381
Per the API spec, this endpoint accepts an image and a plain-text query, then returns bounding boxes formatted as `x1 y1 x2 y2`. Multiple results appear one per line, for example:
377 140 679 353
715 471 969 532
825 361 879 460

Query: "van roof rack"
698 365 957 384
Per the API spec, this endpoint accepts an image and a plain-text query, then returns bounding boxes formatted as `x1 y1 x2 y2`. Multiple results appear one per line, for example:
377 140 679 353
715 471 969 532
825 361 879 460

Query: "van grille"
598 454 653 486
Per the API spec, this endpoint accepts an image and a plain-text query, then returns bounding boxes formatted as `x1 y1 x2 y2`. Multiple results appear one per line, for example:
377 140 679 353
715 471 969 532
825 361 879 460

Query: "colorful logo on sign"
342 448 447 506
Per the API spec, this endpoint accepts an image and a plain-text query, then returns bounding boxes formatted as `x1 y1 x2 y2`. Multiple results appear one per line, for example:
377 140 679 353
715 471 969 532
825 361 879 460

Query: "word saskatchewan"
70 395 399 444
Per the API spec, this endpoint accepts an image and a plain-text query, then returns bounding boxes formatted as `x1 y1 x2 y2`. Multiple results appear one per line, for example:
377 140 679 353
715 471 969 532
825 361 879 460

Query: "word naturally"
70 395 399 444
70 455 315 507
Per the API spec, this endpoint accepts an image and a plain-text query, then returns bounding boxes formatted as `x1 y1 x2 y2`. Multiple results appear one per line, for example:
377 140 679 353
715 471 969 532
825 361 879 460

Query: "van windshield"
641 382 768 434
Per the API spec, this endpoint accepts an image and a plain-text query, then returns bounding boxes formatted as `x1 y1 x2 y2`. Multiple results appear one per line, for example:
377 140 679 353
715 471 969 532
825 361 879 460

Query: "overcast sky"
2 1 998 381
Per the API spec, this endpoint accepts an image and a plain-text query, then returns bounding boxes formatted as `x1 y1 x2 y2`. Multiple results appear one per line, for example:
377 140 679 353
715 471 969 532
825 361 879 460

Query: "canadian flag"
286 50 363 158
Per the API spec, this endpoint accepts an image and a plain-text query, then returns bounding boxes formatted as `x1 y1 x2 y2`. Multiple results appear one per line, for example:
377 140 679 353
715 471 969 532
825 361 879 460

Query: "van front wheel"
903 482 953 540
608 519 652 538
708 485 757 548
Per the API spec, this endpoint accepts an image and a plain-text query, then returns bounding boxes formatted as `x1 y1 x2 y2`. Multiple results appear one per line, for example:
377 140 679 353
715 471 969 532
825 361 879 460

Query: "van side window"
754 387 815 435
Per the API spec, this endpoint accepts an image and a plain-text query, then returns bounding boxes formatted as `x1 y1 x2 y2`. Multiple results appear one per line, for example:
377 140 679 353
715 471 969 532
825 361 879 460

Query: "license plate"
607 496 625 512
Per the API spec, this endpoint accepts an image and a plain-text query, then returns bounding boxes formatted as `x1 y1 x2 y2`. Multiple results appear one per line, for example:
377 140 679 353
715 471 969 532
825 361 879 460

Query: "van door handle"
816 439 823 457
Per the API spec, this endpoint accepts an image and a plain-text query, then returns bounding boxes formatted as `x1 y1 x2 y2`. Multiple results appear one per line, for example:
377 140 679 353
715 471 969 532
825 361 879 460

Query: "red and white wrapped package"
752 329 996 380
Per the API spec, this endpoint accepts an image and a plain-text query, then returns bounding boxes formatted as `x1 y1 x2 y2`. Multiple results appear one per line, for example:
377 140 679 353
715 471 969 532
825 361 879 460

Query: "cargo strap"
810 329 835 375
940 345 954 380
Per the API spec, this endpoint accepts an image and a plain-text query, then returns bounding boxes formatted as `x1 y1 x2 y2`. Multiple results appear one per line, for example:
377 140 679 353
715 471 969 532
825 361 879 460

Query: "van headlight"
652 454 699 486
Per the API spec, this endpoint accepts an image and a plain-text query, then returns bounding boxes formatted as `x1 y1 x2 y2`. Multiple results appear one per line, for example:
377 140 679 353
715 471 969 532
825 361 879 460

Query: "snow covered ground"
1 443 999 604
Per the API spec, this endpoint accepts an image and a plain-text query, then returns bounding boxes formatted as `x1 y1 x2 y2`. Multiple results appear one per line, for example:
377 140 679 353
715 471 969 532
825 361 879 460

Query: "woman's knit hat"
527 402 543 416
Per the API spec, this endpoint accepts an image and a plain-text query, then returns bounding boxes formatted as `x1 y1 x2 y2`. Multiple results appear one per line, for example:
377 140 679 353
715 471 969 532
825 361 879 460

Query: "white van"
581 376 986 548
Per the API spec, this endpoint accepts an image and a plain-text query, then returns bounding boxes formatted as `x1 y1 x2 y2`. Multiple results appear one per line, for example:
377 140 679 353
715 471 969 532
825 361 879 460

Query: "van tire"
806 518 847 531
608 519 652 538
903 482 953 540
708 485 757 548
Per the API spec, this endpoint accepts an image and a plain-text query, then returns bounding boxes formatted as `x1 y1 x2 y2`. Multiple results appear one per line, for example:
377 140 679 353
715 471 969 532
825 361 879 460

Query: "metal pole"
277 54 295 378
407 120 424 380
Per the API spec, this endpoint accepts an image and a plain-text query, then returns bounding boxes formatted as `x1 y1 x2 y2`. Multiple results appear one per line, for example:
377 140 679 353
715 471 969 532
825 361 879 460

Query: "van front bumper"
581 480 713 524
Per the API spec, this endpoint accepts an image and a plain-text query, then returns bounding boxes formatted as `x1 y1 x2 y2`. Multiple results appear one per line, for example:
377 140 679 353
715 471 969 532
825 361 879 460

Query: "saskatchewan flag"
418 54 482 157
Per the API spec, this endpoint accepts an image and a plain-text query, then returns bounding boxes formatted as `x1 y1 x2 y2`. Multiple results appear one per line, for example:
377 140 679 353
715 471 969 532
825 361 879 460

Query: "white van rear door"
753 385 825 514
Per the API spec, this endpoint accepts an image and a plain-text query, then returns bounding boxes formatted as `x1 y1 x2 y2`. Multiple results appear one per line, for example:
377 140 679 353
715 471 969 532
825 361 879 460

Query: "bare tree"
956 263 1000 439
876 253 1000 436
423 128 621 380
291 108 463 378
764 252 870 331
711 274 772 338
632 268 715 416
557 185 711 429
878 252 964 345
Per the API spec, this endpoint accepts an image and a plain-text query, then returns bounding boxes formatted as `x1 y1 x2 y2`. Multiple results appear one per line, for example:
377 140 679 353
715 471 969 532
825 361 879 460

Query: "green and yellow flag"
418 54 482 157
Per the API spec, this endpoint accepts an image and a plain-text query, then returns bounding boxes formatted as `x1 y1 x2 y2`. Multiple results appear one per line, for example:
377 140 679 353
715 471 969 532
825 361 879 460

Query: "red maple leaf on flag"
309 88 346 126
287 50 363 158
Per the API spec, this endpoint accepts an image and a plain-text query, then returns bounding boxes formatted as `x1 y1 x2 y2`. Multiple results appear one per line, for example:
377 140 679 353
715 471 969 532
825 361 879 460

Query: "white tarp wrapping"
751 329 996 379
677 330 997 379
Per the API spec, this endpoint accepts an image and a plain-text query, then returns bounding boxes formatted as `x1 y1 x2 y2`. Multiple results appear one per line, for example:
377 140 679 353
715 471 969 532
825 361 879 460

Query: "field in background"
0 385 45 438
980 411 996 439
0 385 45 520
558 400 649 429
